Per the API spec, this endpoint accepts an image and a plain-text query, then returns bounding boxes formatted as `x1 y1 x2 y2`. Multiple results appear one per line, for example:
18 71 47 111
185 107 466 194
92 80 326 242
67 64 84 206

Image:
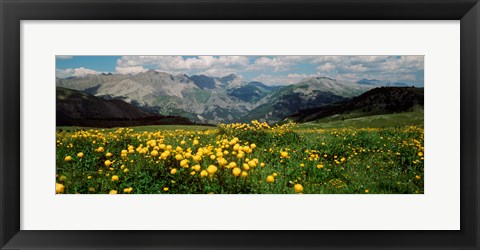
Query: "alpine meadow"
56 55 424 194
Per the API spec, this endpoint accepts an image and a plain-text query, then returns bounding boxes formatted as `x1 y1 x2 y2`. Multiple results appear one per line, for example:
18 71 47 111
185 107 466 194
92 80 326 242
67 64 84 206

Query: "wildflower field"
56 120 424 194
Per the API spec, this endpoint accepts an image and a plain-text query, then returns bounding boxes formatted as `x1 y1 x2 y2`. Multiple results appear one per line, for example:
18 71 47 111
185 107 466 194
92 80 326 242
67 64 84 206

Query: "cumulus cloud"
116 56 250 74
56 55 73 60
110 55 424 85
56 67 99 78
115 66 148 75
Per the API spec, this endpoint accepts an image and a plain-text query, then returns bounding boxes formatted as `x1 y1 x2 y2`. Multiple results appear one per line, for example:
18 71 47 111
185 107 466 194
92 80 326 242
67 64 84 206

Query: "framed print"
1 0 479 249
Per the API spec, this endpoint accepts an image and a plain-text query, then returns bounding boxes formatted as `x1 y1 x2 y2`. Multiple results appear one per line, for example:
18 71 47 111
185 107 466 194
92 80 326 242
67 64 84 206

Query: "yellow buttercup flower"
294 184 303 193
193 164 201 171
180 159 189 168
111 175 119 181
55 183 65 193
200 170 208 178
64 156 72 162
104 160 112 167
170 168 177 174
207 165 218 175
232 167 241 177
241 171 248 178
109 190 118 194
77 152 84 158
266 175 274 183
151 150 159 157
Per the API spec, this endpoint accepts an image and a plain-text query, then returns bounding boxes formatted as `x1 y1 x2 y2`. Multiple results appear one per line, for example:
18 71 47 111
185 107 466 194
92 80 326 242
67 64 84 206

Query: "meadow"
55 115 424 194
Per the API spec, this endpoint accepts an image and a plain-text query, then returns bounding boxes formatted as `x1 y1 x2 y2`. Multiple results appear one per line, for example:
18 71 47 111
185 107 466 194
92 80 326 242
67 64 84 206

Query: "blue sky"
56 55 424 86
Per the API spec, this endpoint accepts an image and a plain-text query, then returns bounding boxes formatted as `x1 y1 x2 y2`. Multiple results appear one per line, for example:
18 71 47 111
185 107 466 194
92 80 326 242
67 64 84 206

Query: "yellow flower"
111 175 119 181
193 140 199 145
105 152 112 157
228 162 237 169
104 160 112 167
207 165 218 175
109 190 118 194
415 175 421 180
266 175 274 183
87 175 92 179
317 164 324 169
340 157 346 162
200 170 208 178
232 167 242 177
55 183 65 193
123 168 129 173
210 155 216 160
123 187 133 193
241 171 248 178
418 152 423 157
294 184 303 193
180 159 189 168
260 163 265 167
77 152 84 158
365 189 369 193
59 175 67 181
170 168 177 174
193 155 202 162
193 164 201 171
273 173 278 177
64 156 72 162
175 154 183 161
151 150 159 157
280 151 288 158
88 187 95 192
163 187 169 191
97 146 104 153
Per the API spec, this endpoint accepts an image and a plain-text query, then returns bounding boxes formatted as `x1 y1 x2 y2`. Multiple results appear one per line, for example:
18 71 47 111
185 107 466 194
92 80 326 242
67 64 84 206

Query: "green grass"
55 117 424 194
301 110 424 129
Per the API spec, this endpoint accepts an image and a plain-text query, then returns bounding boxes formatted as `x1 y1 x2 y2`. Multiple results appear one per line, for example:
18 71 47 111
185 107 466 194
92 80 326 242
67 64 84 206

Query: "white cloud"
116 56 249 73
316 63 336 72
56 67 99 78
115 66 148 75
112 55 424 85
56 55 73 60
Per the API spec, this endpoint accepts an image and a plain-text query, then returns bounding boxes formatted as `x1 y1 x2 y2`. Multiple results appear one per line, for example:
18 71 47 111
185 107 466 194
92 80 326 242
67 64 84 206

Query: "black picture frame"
1 0 479 249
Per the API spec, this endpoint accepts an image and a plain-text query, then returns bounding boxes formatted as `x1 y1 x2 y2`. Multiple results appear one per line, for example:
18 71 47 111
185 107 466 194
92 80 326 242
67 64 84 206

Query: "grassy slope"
299 110 424 129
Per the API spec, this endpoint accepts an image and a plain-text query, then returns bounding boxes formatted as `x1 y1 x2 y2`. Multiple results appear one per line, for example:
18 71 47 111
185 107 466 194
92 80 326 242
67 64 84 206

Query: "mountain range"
56 70 416 124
